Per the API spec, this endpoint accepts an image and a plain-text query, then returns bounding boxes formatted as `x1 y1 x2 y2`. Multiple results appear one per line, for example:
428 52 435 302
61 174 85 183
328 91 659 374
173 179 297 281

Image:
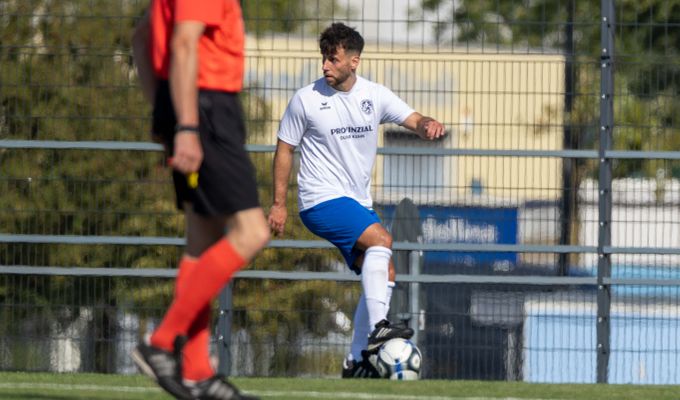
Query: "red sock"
183 306 213 381
174 257 197 297
151 239 245 352
174 257 214 381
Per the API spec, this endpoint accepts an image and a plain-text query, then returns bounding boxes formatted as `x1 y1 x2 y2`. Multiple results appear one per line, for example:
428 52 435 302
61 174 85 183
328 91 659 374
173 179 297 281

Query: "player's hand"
418 118 446 141
268 204 288 236
171 132 203 174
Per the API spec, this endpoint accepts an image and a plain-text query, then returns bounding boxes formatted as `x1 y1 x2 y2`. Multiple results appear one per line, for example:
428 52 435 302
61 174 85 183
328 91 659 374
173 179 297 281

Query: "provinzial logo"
330 125 374 135
360 99 373 115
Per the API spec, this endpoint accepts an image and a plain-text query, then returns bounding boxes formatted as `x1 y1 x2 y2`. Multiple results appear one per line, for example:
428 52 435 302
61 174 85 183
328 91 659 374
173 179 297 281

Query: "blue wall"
524 302 680 384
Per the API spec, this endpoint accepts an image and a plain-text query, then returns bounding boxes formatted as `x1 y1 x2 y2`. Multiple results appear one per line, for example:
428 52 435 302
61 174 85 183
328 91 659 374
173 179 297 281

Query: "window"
382 129 447 190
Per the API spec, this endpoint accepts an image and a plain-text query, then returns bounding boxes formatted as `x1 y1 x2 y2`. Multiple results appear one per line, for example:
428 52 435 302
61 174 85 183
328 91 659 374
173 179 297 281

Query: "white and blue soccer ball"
375 338 422 380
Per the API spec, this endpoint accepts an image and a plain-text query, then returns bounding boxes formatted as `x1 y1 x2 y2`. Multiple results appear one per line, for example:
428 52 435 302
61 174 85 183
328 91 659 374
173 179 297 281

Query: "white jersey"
278 76 414 211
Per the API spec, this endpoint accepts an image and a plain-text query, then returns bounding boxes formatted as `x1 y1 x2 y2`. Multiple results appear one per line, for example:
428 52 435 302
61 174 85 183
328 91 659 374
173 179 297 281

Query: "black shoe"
131 336 193 400
189 375 259 400
341 353 381 379
366 319 414 353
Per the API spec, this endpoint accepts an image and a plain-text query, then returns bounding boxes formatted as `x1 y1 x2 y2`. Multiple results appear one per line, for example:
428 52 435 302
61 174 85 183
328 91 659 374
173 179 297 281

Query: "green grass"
0 372 679 400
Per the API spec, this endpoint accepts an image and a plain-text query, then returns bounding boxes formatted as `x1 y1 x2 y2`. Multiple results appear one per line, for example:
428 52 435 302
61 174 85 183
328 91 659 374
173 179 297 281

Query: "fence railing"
3 0 680 383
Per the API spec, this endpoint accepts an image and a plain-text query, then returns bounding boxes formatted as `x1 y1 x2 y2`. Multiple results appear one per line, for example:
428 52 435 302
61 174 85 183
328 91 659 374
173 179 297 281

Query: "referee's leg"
225 207 270 261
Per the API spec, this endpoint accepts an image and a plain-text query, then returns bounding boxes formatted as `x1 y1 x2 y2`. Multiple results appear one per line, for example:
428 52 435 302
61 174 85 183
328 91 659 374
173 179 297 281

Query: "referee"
131 1 268 399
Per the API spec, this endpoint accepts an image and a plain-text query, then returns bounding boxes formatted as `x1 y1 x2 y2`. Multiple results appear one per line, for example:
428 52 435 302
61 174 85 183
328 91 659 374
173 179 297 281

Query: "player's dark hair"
319 22 364 56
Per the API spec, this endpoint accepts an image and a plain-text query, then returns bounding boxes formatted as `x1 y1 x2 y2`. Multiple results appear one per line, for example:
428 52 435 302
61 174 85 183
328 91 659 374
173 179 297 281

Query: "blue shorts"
299 197 381 273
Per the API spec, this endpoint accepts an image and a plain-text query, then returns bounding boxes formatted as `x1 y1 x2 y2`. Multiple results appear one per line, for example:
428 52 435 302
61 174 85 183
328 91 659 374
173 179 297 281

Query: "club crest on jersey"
360 99 373 115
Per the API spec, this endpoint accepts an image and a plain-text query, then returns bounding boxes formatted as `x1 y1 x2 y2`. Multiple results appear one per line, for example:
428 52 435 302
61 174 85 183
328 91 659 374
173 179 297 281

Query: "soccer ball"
375 338 422 380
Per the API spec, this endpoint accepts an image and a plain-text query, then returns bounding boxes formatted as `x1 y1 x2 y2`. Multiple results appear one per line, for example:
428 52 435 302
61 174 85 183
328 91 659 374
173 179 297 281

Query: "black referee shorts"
152 81 260 216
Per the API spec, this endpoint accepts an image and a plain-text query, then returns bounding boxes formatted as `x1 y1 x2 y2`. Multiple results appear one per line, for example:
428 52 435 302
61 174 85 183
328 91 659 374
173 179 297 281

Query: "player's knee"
381 233 393 249
383 233 392 250
359 224 393 249
370 228 392 249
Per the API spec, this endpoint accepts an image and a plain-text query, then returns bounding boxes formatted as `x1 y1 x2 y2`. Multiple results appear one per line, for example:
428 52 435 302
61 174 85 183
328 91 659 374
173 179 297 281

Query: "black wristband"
175 124 200 133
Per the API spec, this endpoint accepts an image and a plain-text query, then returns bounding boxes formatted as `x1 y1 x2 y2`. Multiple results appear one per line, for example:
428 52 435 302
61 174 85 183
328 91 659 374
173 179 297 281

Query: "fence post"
559 0 575 276
408 250 421 346
597 0 615 384
217 282 233 376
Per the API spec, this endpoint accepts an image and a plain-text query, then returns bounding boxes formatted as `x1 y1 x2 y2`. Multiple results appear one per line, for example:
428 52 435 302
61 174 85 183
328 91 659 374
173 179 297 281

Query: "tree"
416 0 680 180
243 0 352 36
0 0 358 375
0 0 170 372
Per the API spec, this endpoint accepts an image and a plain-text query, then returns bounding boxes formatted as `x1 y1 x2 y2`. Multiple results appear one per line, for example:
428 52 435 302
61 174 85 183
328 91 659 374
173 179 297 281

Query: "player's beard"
325 69 352 90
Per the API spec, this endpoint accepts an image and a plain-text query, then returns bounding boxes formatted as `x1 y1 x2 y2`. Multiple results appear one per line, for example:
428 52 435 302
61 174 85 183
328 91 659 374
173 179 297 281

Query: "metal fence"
2 0 680 383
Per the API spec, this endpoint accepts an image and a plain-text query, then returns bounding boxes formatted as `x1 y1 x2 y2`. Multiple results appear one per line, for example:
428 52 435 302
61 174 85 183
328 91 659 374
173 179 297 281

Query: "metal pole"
559 0 575 276
217 283 234 376
597 0 615 384
408 250 421 346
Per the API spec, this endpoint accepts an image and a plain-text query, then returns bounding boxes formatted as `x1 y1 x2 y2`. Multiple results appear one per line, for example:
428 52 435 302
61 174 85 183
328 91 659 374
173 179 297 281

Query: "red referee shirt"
150 0 245 92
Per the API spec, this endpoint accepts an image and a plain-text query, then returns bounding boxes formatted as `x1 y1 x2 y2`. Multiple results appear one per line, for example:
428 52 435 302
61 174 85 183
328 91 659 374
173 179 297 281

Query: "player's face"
322 46 358 90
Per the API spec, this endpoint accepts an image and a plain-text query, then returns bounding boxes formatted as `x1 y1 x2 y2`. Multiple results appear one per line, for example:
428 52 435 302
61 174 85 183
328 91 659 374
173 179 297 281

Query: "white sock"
348 293 369 361
348 280 395 362
361 246 392 331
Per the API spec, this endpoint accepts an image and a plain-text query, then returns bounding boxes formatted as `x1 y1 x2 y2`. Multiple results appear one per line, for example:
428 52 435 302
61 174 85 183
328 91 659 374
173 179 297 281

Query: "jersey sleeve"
277 91 307 147
378 85 415 125
175 0 224 26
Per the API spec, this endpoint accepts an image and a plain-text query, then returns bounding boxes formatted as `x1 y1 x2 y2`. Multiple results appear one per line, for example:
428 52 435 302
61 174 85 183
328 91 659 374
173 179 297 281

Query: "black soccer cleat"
189 374 259 400
366 319 414 353
341 355 381 379
131 336 193 400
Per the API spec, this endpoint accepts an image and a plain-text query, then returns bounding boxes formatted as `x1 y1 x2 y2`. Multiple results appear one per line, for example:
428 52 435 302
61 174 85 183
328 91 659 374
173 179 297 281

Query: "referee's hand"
171 132 203 174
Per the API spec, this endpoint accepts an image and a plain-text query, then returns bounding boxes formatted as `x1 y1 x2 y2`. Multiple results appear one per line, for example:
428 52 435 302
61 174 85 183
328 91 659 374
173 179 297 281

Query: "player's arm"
268 139 296 236
168 20 205 174
132 9 157 105
401 112 446 141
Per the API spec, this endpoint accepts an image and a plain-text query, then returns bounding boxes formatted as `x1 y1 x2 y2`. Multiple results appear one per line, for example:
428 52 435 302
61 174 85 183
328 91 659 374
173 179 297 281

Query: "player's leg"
355 225 413 352
355 224 391 334
299 198 403 376
343 256 398 378
386 259 396 318
347 256 395 360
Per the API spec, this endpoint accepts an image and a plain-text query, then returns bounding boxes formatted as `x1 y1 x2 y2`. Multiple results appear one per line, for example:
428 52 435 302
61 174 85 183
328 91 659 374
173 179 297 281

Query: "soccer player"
267 22 445 378
131 1 268 399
